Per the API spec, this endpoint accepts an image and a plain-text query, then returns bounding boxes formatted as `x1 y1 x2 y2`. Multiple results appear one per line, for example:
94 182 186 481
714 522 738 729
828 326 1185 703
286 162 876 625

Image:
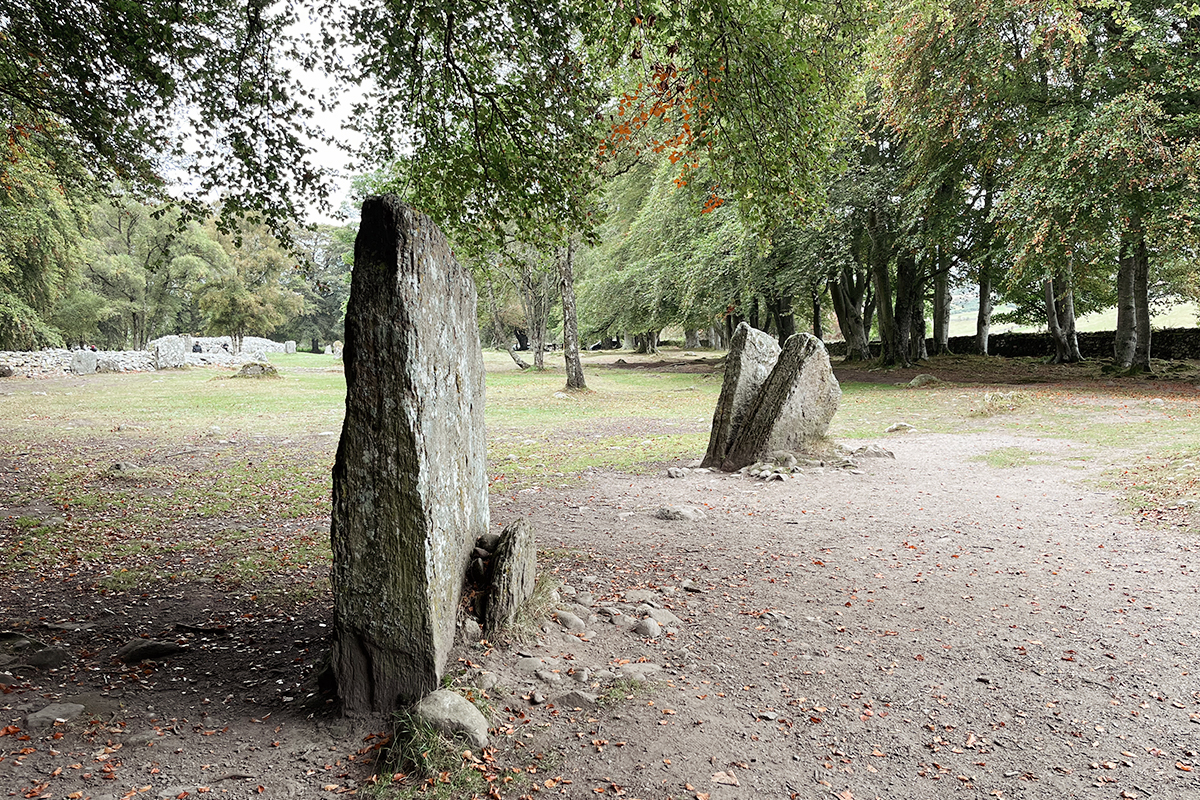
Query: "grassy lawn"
2 349 1197 604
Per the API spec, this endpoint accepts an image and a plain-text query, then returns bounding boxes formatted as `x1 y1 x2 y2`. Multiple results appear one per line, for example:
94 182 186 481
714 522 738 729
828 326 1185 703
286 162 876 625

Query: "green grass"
4 351 1200 603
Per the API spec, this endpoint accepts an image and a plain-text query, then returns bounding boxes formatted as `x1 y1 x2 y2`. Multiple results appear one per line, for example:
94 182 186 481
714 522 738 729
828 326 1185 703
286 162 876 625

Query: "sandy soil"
2 364 1199 800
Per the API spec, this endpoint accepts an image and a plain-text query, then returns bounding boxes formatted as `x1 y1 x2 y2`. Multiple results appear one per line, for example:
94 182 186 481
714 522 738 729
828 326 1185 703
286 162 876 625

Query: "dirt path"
484 430 1200 800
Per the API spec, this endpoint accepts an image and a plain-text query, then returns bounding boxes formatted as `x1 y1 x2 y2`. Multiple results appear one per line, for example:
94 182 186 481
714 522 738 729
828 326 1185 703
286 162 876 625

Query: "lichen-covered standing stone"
331 196 488 713
701 322 781 468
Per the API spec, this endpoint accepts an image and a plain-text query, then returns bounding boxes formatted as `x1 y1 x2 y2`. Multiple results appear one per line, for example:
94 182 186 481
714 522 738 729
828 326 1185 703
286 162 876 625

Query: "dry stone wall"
0 336 292 379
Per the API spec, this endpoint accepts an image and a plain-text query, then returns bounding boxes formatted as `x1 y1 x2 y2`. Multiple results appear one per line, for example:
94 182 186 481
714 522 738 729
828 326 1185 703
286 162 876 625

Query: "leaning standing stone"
701 323 781 468
330 196 489 713
721 333 840 471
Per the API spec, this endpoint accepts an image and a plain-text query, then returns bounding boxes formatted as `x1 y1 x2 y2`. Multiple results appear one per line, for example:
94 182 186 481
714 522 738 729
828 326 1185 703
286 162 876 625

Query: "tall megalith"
330 196 489 713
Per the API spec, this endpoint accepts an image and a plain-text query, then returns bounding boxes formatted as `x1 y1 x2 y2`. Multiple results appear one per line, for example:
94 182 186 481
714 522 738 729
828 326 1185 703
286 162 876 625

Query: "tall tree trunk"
829 270 871 361
484 274 508 349
932 246 951 355
891 250 918 367
976 167 995 356
771 292 796 345
1053 269 1082 362
871 250 896 364
910 302 928 361
558 236 586 390
1114 234 1138 369
810 282 824 341
1132 231 1151 372
684 329 700 349
976 261 993 356
1044 277 1071 364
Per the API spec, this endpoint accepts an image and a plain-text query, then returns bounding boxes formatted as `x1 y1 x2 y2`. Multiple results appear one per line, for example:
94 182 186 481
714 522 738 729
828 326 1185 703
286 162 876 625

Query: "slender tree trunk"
771 292 796 345
484 274 508 349
1115 235 1138 369
932 246 951 355
976 167 995 356
911 303 928 361
871 252 896 364
891 250 918 367
1054 269 1082 362
1044 277 1071 364
1132 232 1151 372
810 282 824 341
558 237 586 390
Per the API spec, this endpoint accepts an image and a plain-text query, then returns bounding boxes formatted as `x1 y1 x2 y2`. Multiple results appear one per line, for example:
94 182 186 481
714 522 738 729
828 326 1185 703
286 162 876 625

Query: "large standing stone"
284 340 297 354
330 196 488 713
151 335 188 369
701 323 781 468
720 333 841 471
484 519 537 635
70 349 97 375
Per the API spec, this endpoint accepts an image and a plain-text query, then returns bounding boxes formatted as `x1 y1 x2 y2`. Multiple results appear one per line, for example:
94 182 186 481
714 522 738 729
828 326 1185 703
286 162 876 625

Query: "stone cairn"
701 322 842 472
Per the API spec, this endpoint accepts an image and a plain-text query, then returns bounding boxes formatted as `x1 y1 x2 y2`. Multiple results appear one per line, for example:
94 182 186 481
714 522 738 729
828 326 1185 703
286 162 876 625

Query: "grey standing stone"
285 340 297 354
25 702 85 729
484 519 537 635
70 349 97 375
720 333 840 471
330 197 488 713
152 335 187 369
413 689 489 749
702 323 781 468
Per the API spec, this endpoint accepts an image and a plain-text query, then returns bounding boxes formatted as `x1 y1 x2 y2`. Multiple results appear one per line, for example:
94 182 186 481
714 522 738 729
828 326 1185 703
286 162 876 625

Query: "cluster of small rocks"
738 444 895 480
453 581 695 716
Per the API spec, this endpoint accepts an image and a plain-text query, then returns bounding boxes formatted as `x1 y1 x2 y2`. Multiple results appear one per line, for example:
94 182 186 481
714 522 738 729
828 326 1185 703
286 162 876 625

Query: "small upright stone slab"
701 323 781 468
331 197 488 714
720 333 841 471
284 340 297 354
484 519 537 635
70 350 97 375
